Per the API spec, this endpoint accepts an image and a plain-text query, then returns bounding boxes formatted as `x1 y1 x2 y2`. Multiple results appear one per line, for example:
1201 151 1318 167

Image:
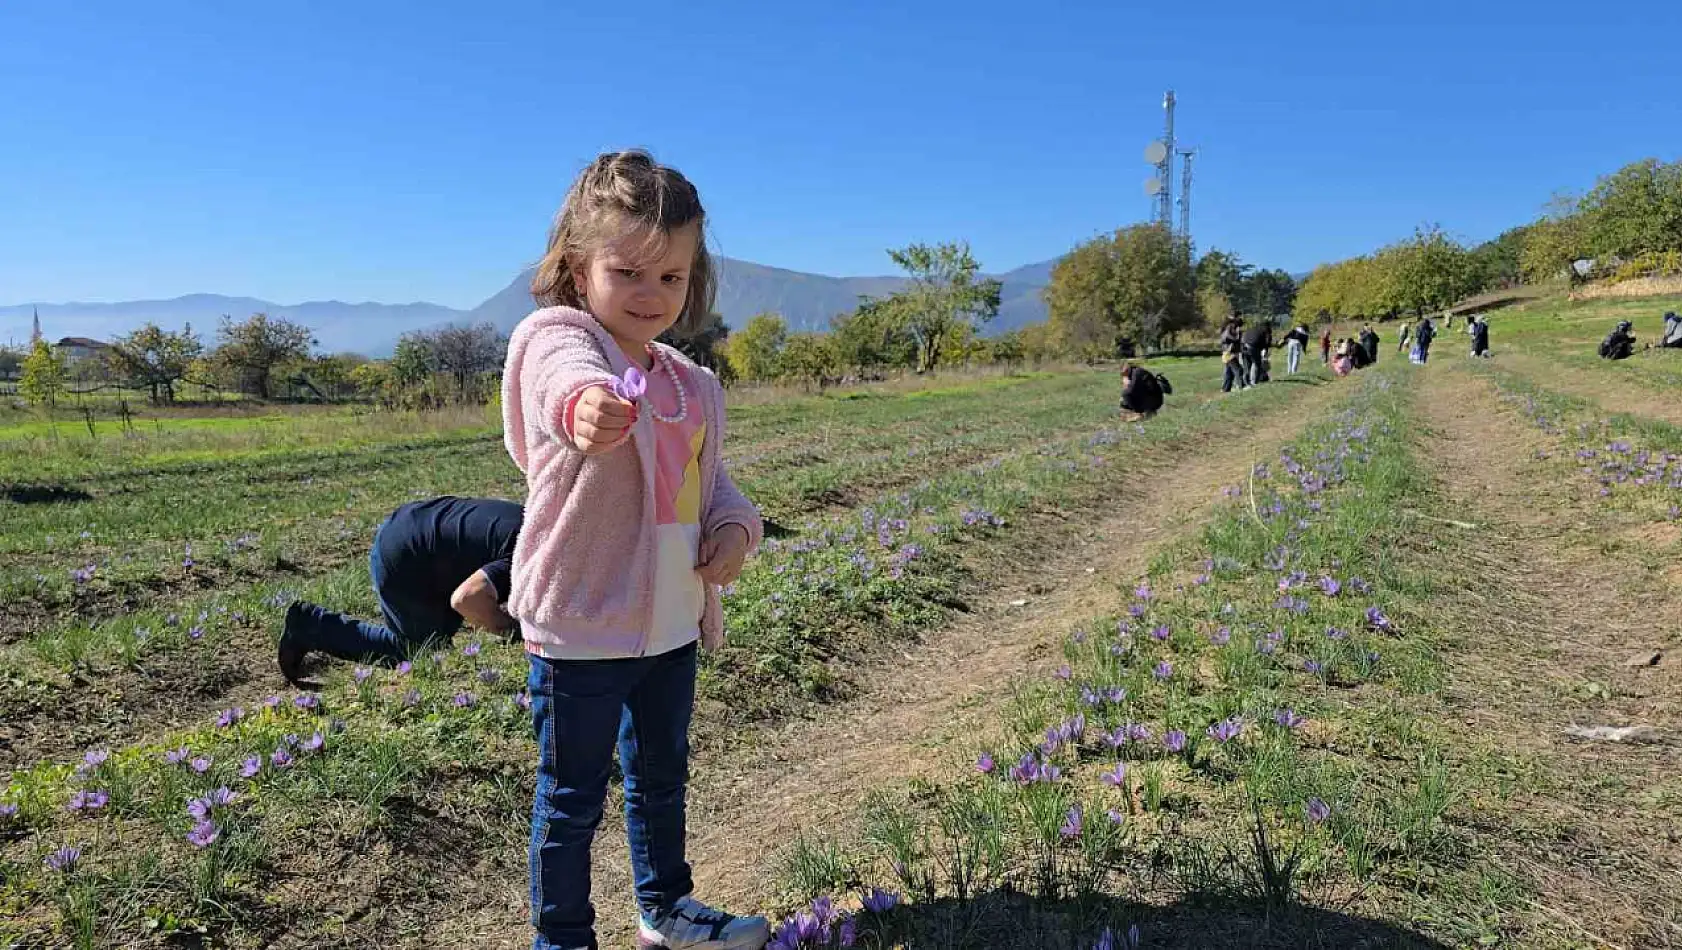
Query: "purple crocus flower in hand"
611 365 648 403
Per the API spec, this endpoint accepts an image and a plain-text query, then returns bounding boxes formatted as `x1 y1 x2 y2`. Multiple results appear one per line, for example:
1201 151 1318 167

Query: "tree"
212 313 315 399
1578 158 1682 261
1520 212 1588 284
350 361 395 405
1044 223 1199 357
829 298 916 372
1195 249 1253 314
390 333 435 388
1379 226 1484 316
778 333 840 390
19 340 66 408
659 311 730 370
107 323 203 404
1245 269 1298 318
0 345 22 379
429 323 505 396
1471 224 1532 289
882 242 1002 373
722 313 787 383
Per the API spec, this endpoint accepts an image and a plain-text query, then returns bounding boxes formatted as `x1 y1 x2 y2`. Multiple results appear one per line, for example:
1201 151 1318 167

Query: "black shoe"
278 601 309 683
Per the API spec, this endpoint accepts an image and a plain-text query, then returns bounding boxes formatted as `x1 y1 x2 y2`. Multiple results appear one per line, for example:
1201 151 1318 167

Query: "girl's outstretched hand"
570 385 638 454
697 523 750 587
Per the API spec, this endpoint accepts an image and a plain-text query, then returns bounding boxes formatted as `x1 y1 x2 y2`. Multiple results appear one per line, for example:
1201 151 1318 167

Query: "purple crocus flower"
462 642 481 658
1127 604 1147 619
453 692 476 709
1163 729 1187 753
1150 625 1170 642
240 756 262 778
1101 763 1127 786
396 661 413 675
293 694 319 711
1054 664 1072 681
0 803 17 821
1274 709 1307 730
1107 808 1126 825
353 667 373 684
1211 627 1231 646
302 732 325 753
513 690 532 711
45 846 81 872
1305 797 1331 823
1207 717 1243 743
1060 804 1083 839
1366 606 1393 631
611 365 648 402
478 668 501 685
186 819 220 848
1304 659 1325 674
80 749 109 773
1106 686 1127 703
270 748 294 769
1152 661 1173 681
976 753 995 774
1326 627 1348 641
1319 576 1342 597
860 887 900 914
1134 583 1152 601
190 756 212 773
403 688 422 707
216 707 243 728
67 790 109 813
262 695 282 710
188 625 205 640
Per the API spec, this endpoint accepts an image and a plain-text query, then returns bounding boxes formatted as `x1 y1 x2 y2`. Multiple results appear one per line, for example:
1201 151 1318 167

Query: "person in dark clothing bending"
1470 316 1491 358
1412 318 1437 364
1119 364 1169 418
1599 321 1636 360
279 496 523 681
1662 311 1682 349
1359 326 1380 365
1240 321 1273 387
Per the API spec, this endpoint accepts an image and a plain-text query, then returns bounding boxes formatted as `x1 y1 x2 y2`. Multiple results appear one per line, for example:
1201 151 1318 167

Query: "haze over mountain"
4 256 1060 356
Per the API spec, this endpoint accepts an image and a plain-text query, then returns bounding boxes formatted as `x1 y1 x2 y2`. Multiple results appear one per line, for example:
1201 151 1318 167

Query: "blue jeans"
529 642 697 950
284 536 461 662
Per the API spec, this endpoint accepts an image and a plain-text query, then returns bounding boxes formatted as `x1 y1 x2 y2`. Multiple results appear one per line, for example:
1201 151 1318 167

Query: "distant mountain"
3 255 1061 358
0 296 467 357
468 256 1059 336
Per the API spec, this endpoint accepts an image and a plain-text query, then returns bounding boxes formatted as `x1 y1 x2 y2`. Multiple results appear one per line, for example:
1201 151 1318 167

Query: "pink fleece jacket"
501 306 762 655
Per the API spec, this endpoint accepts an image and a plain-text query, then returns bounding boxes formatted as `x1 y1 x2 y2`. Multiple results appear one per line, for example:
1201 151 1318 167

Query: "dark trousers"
528 642 698 950
1222 358 1245 392
284 525 462 662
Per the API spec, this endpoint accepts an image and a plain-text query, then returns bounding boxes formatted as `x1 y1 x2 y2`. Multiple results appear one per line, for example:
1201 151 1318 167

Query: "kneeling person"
279 495 523 681
1120 364 1170 418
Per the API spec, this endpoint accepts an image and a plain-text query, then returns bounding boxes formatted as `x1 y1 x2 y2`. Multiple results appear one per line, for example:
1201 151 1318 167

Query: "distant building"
55 336 113 367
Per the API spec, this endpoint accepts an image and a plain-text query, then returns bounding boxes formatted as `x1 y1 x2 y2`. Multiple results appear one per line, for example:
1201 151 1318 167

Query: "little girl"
502 150 769 950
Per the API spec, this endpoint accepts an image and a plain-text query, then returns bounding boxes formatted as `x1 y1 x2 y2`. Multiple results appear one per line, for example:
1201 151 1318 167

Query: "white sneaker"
637 896 770 949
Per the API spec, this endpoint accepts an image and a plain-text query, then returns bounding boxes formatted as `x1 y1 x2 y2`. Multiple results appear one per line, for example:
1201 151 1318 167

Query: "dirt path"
521 378 1348 946
1414 367 1682 949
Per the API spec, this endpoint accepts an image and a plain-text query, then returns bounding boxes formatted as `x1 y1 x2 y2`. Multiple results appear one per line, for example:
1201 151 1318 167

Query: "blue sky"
2 0 1678 309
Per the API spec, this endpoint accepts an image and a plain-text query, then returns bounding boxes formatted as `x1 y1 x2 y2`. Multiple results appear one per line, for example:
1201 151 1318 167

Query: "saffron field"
5 304 1682 949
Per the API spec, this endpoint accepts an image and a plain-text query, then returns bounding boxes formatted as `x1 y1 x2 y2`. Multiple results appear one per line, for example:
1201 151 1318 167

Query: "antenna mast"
1177 148 1196 244
1143 90 1177 228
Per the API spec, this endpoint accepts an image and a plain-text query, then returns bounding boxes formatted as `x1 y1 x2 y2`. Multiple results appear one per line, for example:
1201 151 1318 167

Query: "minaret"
31 307 42 347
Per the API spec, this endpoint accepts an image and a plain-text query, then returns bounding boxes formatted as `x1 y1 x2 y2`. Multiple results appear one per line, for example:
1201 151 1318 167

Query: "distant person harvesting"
502 150 769 950
1410 317 1437 364
1118 363 1170 418
1600 320 1636 360
1240 319 1273 387
1470 315 1491 358
278 496 522 680
1219 316 1246 393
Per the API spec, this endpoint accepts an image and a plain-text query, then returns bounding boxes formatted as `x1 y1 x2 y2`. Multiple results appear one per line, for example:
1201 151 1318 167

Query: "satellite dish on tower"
1144 177 1165 197
1144 141 1169 165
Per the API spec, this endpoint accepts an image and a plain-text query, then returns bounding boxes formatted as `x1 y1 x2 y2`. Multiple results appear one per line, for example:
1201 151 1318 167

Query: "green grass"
1 359 1345 948
759 366 1552 948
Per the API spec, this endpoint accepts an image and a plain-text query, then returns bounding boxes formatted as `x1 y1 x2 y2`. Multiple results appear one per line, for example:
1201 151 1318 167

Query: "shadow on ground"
3 483 93 504
880 888 1450 950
